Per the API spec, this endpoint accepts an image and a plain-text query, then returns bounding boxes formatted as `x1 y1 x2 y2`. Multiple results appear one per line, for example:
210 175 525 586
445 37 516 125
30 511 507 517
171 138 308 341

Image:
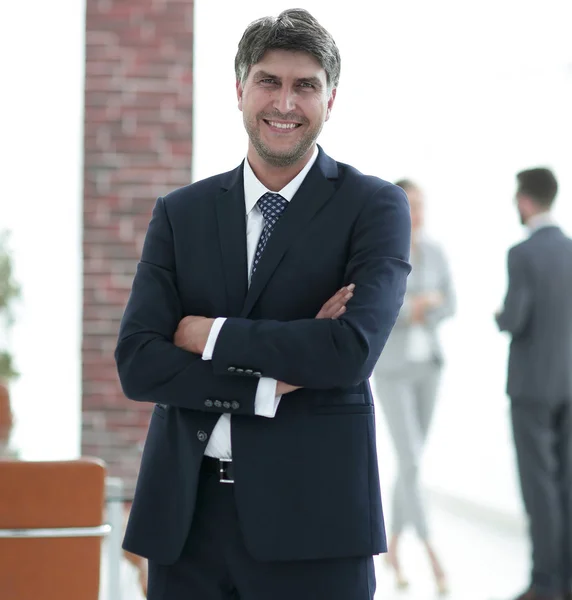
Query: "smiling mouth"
263 119 302 131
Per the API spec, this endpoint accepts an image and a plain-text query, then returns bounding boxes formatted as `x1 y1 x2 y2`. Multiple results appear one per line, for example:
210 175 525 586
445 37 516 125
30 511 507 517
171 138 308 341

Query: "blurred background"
1 0 571 598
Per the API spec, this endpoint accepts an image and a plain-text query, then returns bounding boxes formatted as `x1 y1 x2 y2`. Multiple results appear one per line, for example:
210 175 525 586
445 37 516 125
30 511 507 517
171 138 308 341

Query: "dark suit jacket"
496 225 572 402
115 147 411 565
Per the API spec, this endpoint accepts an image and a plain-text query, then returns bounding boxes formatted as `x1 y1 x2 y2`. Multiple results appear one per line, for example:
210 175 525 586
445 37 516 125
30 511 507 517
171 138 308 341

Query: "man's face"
237 49 336 167
515 193 528 225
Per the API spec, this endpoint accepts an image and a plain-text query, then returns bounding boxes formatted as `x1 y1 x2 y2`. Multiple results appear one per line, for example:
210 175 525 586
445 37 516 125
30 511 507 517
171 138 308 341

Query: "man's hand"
276 381 301 395
174 316 215 355
315 284 355 319
277 284 356 395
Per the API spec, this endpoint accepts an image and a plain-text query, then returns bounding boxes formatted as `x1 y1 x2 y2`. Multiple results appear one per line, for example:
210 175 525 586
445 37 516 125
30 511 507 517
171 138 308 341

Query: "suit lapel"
215 165 248 317
241 149 339 318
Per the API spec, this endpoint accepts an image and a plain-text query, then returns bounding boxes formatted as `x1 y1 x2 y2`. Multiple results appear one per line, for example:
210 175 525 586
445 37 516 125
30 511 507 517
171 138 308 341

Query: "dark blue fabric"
116 147 411 566
147 468 376 600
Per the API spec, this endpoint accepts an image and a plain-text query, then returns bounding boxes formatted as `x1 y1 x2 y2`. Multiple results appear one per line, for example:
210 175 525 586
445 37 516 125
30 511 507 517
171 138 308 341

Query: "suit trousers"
511 399 572 595
147 465 375 600
374 361 441 539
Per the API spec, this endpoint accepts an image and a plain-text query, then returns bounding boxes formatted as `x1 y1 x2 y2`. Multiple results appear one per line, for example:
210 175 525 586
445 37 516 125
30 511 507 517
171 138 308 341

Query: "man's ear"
236 80 244 112
325 88 337 121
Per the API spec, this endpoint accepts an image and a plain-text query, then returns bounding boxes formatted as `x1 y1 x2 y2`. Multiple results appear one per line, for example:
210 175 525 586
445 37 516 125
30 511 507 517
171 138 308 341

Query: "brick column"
82 0 194 496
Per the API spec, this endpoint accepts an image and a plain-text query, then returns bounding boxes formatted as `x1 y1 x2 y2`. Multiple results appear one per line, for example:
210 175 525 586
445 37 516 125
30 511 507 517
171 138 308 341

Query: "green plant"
0 351 18 381
0 231 20 381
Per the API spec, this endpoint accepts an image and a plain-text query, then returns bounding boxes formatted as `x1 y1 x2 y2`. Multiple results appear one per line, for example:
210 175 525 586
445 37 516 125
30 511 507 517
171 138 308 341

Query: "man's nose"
273 87 296 114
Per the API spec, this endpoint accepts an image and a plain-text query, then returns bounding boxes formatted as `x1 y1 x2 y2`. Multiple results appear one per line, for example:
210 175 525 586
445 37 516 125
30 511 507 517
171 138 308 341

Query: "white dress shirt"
201 146 319 458
527 211 556 235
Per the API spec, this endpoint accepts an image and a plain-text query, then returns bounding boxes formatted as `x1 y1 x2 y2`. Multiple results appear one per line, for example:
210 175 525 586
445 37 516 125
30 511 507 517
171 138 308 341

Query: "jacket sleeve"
390 294 414 329
495 246 533 337
114 197 259 413
211 184 412 389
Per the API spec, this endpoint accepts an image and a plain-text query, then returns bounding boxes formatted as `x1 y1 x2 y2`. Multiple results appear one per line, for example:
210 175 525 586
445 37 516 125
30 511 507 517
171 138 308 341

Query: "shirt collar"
527 211 556 234
243 146 319 215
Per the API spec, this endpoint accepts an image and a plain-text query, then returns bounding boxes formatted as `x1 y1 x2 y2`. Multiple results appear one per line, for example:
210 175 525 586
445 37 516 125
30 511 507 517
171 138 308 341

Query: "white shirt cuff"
254 378 281 418
202 317 227 360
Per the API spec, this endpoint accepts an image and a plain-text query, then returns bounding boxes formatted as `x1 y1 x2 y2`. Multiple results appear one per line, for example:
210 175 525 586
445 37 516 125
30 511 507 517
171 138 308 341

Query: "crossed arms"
115 184 411 415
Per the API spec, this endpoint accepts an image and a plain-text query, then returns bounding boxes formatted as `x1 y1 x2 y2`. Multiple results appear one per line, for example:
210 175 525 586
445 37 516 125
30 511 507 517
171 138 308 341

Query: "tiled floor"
373 501 529 600
374 413 530 600
100 548 146 600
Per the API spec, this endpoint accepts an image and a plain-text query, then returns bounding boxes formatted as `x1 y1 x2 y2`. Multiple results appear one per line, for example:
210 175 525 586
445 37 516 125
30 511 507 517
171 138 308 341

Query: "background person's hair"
235 9 341 92
516 168 558 208
394 179 418 194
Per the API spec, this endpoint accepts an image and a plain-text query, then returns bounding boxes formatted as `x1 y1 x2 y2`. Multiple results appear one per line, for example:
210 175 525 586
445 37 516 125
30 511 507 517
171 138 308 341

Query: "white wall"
0 1 85 459
194 0 572 517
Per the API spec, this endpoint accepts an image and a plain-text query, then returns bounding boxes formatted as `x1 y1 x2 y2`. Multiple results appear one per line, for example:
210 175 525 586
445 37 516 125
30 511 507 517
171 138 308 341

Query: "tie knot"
257 192 288 225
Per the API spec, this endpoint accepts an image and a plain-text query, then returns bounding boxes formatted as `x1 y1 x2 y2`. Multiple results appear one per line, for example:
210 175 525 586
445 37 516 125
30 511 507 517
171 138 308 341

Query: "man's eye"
299 82 314 89
260 78 277 85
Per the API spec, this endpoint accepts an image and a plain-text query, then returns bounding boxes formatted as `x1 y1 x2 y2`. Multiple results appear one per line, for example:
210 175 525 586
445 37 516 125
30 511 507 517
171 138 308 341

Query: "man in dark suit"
115 8 411 599
496 168 572 600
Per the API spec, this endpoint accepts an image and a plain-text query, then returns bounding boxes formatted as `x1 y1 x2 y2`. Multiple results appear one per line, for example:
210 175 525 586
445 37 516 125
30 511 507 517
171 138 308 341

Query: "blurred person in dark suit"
496 168 572 600
373 180 455 595
115 9 411 600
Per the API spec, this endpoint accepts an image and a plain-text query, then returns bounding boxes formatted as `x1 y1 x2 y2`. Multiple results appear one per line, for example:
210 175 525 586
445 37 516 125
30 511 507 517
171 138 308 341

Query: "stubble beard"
244 113 323 168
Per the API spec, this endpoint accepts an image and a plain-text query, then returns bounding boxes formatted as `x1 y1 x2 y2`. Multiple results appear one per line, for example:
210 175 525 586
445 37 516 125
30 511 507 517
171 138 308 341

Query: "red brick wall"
82 0 194 496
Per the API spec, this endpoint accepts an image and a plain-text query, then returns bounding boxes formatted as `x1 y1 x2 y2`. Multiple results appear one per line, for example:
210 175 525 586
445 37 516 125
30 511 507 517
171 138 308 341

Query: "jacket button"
204 399 213 408
227 366 236 373
231 401 240 410
253 371 262 377
214 400 222 408
245 369 253 375
236 368 244 374
197 430 208 443
223 401 231 409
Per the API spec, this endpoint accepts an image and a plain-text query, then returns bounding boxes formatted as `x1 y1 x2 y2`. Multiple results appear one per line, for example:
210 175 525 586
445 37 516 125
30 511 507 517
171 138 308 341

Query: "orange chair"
0 458 108 600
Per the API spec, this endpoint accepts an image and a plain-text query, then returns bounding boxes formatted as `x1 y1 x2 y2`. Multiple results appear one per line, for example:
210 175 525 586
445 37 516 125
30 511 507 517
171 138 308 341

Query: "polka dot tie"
251 192 289 275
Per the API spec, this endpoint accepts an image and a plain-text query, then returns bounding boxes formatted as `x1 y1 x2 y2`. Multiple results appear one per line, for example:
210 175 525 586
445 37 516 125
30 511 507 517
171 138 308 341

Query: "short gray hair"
235 9 341 91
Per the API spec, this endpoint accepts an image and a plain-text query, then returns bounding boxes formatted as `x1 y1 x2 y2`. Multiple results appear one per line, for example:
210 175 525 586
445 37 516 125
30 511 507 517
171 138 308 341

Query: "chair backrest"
0 458 107 600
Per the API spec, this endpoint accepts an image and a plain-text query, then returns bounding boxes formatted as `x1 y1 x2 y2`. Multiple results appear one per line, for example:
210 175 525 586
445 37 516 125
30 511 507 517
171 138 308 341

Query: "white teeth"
268 121 298 129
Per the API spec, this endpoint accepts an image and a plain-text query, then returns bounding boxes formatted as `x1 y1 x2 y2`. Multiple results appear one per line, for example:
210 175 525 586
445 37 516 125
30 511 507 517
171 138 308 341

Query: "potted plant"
0 231 20 457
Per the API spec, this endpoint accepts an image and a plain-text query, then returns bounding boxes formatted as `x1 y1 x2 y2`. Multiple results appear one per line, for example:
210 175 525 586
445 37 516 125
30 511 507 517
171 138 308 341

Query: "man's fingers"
323 284 355 309
331 305 346 320
332 284 355 301
315 284 355 319
317 293 353 319
334 291 354 309
337 283 355 298
320 287 346 311
319 285 354 314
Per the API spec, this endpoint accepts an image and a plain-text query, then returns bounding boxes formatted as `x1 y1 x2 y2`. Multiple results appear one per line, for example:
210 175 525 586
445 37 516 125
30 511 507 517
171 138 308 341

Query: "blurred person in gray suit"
373 180 455 595
496 168 572 600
